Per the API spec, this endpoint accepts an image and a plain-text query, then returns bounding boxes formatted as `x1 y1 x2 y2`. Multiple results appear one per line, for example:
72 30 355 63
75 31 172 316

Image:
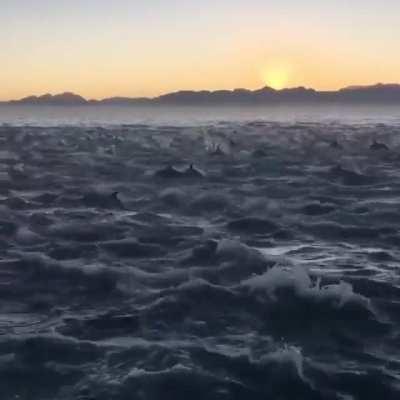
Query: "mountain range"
2 84 400 106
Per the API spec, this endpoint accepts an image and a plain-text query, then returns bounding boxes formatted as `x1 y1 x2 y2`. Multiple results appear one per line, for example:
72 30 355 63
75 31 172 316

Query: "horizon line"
1 82 400 103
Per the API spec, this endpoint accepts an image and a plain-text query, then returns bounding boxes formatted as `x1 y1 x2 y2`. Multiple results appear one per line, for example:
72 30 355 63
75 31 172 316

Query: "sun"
262 65 291 90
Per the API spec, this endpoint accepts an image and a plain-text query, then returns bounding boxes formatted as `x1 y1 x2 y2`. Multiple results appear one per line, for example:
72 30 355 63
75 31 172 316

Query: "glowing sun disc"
262 66 290 90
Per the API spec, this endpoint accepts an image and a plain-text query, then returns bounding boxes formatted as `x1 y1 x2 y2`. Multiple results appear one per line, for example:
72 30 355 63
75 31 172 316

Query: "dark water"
0 107 400 399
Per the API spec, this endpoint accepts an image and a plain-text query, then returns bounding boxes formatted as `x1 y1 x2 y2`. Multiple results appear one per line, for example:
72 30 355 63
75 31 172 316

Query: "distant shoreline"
2 83 400 106
1 102 400 107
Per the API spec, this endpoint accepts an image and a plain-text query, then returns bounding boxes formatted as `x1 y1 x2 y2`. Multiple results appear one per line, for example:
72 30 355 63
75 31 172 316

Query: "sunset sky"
1 0 400 100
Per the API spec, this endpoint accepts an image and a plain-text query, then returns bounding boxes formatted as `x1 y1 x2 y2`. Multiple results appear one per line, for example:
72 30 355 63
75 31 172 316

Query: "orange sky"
1 0 400 100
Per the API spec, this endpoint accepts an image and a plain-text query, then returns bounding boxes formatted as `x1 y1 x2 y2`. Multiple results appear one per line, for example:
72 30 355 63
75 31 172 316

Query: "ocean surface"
0 105 400 399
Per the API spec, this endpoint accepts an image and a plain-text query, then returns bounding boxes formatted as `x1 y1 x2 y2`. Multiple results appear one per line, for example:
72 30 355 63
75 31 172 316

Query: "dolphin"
82 191 125 209
183 164 204 178
155 164 204 179
329 140 343 149
154 165 184 179
370 140 389 151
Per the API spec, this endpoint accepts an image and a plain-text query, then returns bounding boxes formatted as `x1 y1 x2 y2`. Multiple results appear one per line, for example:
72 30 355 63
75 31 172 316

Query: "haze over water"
1 104 400 126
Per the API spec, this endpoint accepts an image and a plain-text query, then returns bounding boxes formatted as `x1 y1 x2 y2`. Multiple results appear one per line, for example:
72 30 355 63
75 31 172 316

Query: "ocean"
0 104 400 399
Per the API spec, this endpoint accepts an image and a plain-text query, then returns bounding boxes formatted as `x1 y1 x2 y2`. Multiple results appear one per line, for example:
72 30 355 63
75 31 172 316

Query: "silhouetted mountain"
87 97 151 105
10 92 87 105
153 86 318 104
4 84 400 106
336 84 400 102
